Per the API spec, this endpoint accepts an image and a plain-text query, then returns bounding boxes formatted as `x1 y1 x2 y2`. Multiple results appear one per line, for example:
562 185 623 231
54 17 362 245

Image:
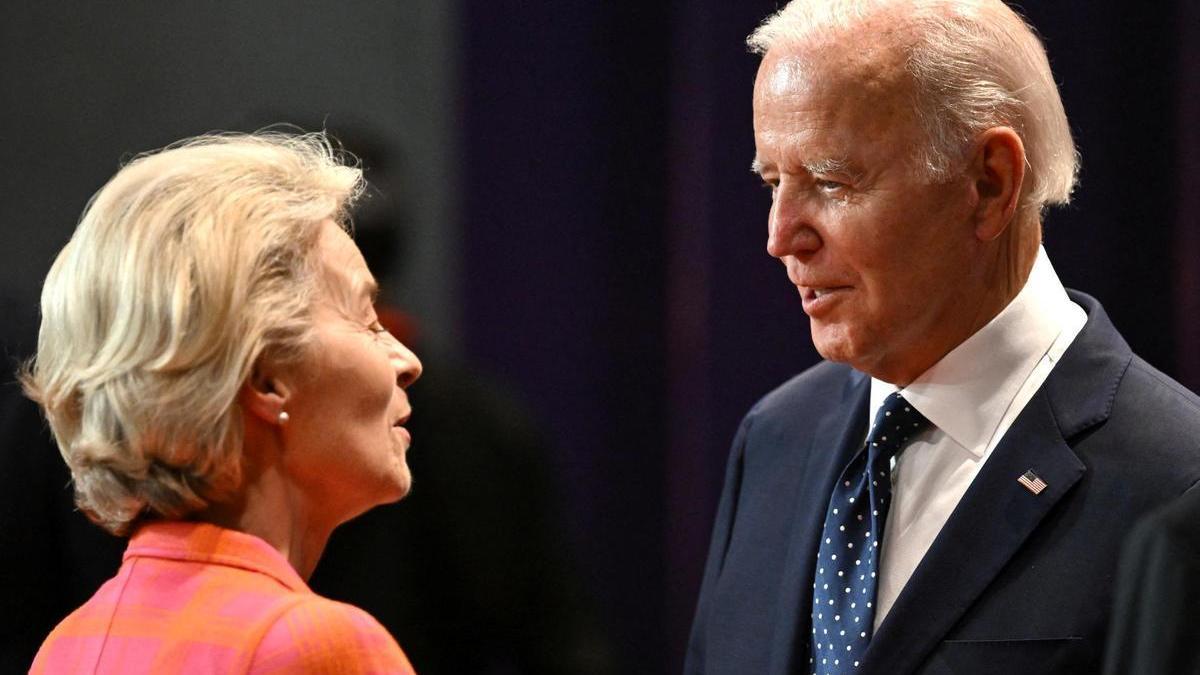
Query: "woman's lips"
392 412 412 445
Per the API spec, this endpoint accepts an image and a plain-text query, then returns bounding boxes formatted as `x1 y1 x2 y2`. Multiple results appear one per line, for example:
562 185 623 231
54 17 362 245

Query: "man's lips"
799 285 852 315
800 286 851 301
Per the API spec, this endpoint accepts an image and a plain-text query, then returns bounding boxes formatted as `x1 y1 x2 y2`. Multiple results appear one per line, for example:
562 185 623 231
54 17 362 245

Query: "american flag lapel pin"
1017 469 1048 495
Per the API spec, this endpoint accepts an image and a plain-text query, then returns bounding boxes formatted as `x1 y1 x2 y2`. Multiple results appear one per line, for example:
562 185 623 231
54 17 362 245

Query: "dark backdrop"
460 1 1198 672
2 1 1196 673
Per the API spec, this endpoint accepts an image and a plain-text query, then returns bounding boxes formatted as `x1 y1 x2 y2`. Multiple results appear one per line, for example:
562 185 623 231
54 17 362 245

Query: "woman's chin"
385 459 412 502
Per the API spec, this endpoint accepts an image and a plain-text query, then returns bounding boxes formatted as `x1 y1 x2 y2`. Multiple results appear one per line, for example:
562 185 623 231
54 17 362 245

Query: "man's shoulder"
1061 323 1200 493
746 360 859 423
1122 355 1200 416
1107 354 1200 449
1058 290 1200 442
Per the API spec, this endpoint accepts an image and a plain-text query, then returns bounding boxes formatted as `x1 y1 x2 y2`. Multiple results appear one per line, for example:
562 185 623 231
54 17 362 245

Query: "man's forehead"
757 56 815 98
758 47 907 96
755 11 915 94
755 43 917 132
751 54 924 176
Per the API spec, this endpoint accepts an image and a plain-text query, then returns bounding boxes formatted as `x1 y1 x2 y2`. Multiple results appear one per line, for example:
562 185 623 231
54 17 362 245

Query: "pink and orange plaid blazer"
31 521 416 673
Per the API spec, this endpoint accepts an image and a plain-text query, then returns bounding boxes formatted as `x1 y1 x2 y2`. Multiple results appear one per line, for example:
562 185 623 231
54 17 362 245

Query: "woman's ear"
970 126 1026 242
240 361 292 426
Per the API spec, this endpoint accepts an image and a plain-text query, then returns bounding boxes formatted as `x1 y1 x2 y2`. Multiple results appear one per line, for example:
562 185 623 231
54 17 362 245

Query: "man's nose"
766 188 822 259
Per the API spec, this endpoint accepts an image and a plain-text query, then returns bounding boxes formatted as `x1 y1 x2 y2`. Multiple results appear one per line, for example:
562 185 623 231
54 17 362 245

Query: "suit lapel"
768 371 871 674
860 391 1084 673
860 291 1131 674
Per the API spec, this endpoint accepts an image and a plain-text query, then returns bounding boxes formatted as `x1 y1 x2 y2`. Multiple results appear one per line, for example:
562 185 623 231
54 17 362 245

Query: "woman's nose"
390 337 423 388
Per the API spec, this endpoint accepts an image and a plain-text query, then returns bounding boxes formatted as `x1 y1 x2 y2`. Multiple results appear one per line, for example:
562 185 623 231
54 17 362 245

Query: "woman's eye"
369 321 388 334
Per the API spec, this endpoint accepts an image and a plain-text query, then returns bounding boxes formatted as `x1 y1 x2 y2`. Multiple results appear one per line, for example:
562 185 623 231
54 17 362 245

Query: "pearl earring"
278 411 290 425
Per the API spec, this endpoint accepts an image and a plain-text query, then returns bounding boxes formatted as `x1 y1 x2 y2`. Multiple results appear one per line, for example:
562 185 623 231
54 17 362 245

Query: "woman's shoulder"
248 594 416 674
29 557 312 673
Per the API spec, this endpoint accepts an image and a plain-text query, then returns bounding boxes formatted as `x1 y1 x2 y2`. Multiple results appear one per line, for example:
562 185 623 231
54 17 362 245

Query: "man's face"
752 48 983 384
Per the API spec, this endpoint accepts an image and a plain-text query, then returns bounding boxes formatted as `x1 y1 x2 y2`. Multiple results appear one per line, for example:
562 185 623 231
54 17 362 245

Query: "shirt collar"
125 520 310 593
870 247 1070 457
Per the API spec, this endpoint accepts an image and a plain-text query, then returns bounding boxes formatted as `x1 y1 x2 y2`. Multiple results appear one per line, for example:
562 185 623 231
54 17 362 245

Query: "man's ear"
970 127 1026 242
239 361 292 425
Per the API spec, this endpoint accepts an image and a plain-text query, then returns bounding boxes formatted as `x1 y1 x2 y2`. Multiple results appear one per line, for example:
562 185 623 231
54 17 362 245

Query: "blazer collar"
858 291 1131 674
126 520 310 593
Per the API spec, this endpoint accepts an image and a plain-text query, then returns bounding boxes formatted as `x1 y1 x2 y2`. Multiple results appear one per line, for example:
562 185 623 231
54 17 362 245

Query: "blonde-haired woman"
24 132 422 673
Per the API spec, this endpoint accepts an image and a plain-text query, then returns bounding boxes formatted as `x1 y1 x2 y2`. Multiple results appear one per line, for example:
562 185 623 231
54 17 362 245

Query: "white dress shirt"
869 247 1087 629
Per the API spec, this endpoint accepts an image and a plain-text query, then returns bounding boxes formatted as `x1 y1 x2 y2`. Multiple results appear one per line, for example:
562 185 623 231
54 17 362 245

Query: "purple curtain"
459 2 1200 671
1174 0 1200 391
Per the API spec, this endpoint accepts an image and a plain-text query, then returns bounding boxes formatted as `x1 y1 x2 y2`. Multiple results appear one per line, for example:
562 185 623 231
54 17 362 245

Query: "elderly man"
686 1 1200 674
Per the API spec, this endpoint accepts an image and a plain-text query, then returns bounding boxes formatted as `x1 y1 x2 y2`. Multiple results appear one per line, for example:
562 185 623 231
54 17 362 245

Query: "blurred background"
1 1 1197 672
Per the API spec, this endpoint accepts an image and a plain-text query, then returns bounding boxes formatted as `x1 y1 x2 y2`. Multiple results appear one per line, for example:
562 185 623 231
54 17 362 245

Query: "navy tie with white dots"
809 392 931 674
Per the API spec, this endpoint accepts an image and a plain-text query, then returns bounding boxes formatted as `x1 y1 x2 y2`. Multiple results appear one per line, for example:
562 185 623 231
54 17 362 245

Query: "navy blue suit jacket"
686 292 1200 674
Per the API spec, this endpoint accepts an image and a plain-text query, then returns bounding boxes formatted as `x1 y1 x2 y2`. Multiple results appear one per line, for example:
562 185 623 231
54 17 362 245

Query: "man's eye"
369 321 388 334
815 179 845 193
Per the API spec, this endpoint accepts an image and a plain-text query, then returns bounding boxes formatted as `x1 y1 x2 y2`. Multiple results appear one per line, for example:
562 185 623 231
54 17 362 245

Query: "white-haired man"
686 1 1200 674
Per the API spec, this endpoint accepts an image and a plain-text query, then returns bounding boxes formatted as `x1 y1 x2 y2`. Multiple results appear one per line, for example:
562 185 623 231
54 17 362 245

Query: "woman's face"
279 221 423 521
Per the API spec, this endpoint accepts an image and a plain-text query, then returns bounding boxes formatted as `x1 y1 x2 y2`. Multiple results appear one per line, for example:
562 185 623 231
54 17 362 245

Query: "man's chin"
810 325 859 366
811 329 887 379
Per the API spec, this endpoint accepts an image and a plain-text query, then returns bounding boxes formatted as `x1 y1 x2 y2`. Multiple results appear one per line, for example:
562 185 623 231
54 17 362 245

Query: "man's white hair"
749 0 1079 221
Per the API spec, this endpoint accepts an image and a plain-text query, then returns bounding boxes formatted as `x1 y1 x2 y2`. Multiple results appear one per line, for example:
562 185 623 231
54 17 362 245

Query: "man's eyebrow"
750 156 857 178
804 157 852 175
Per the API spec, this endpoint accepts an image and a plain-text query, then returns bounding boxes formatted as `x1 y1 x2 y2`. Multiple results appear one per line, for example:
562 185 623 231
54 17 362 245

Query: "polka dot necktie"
809 392 931 674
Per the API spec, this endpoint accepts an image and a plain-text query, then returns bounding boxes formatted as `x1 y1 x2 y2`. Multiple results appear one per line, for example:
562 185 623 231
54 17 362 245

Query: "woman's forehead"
315 222 375 307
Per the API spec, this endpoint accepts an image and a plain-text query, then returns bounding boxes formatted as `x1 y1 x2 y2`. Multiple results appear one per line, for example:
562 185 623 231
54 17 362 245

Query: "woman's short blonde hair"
22 132 364 535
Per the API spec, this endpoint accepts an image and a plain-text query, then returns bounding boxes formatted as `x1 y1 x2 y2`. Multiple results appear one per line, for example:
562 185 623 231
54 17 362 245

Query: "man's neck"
872 222 1041 386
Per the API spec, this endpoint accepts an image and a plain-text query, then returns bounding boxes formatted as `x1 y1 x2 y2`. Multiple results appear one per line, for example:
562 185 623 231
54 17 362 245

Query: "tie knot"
866 393 931 461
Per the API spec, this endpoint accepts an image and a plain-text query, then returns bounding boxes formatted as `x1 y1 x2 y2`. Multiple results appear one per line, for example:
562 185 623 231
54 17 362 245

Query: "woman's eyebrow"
356 277 381 305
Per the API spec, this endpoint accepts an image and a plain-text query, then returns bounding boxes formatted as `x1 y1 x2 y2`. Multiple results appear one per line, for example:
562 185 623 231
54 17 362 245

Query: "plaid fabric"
31 521 415 674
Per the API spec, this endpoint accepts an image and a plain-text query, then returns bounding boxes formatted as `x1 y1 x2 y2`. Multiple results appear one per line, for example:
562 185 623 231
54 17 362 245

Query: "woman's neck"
198 461 335 581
